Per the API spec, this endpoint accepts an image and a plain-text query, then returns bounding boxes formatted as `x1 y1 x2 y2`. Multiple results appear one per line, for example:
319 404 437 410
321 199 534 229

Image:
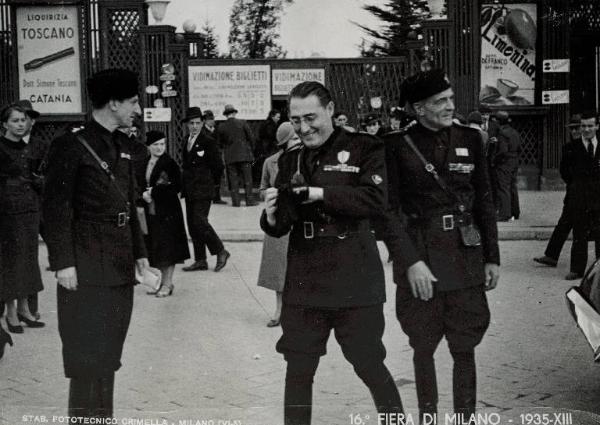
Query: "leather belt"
76 211 130 227
410 213 470 231
300 221 363 239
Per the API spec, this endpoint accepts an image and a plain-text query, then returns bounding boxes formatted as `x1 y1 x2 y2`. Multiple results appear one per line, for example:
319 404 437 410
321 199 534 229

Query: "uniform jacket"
0 137 42 215
181 127 223 200
560 133 600 213
258 119 279 158
260 128 399 308
216 117 255 164
43 120 147 287
384 123 499 292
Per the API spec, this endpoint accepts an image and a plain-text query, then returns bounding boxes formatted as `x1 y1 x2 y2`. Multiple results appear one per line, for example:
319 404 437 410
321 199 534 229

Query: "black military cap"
400 68 451 105
87 69 139 108
365 114 380 125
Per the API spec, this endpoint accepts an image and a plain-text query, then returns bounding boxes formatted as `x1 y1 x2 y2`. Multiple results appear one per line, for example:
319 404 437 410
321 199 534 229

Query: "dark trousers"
185 198 224 261
570 216 600 275
545 201 573 261
510 170 520 219
277 304 403 425
226 161 254 206
213 167 224 201
493 166 515 219
396 285 490 415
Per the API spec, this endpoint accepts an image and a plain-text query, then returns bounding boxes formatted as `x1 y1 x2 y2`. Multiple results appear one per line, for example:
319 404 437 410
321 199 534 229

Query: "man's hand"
406 261 438 301
136 258 149 275
57 266 78 291
484 263 500 291
264 187 278 226
142 188 152 204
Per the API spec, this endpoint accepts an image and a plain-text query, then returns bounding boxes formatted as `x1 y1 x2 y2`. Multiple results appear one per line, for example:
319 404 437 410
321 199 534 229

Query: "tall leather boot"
414 352 438 423
68 377 94 421
452 351 476 417
231 191 241 207
90 373 114 418
284 379 312 425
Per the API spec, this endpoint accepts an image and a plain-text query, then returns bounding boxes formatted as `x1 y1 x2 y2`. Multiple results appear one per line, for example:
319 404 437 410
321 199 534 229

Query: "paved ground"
2 239 600 425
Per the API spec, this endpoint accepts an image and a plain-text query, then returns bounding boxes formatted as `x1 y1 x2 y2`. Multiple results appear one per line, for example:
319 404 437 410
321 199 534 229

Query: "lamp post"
145 0 171 24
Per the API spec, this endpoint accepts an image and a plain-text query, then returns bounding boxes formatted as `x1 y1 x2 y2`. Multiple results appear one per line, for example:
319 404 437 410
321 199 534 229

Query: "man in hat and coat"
384 69 500 419
43 68 149 419
217 104 258 207
181 106 230 272
534 114 582 269
488 110 521 221
202 110 227 204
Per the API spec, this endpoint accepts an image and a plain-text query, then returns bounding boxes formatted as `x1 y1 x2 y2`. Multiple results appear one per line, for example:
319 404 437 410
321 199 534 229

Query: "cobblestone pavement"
1 241 600 425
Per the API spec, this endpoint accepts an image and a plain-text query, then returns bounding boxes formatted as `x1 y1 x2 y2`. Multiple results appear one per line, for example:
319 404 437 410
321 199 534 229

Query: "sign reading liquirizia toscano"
16 5 83 114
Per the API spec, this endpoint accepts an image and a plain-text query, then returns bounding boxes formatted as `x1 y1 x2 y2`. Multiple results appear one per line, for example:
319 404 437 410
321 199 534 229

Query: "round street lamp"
146 0 171 24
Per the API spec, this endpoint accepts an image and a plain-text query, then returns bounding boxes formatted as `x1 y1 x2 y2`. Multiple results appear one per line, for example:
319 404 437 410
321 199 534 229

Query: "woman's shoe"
146 285 162 295
155 285 173 298
266 319 280 328
17 313 45 328
0 328 14 359
6 320 24 334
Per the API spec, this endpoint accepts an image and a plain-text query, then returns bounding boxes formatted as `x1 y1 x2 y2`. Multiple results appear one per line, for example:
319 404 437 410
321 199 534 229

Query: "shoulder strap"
75 133 129 206
402 133 462 207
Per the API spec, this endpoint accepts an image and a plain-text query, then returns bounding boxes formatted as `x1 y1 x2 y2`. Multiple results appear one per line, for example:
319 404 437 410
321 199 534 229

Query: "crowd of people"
0 64 597 425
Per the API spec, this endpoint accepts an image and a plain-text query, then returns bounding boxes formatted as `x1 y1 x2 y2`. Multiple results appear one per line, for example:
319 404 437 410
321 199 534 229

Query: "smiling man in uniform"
261 81 404 425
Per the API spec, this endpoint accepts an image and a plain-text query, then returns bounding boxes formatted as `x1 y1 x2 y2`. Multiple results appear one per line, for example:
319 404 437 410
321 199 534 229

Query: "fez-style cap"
223 104 238 115
467 111 483 125
15 99 40 119
567 114 582 127
400 68 452 105
203 110 215 120
145 130 166 146
87 69 139 108
183 106 203 122
364 114 380 125
276 122 297 146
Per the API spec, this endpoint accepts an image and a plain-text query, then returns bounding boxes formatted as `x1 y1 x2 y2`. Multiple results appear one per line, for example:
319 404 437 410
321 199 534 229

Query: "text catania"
30 94 72 103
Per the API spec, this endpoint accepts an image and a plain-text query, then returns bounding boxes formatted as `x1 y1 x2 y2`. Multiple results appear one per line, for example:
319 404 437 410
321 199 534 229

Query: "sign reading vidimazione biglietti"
16 5 83 114
188 65 271 121
272 69 325 96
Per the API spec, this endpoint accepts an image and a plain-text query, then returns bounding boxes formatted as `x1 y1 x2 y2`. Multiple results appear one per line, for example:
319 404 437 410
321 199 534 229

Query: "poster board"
15 5 83 114
272 68 325 96
188 65 271 120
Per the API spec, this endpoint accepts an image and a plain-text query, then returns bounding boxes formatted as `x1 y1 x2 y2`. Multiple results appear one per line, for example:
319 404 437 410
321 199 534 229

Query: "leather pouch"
458 223 482 247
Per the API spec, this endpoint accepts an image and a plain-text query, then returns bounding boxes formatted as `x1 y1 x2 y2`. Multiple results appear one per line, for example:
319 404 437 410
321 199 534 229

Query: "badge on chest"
448 163 474 173
323 150 360 173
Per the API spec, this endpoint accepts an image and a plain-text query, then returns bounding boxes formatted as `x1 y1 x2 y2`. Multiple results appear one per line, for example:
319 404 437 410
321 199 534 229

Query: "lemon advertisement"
480 3 537 107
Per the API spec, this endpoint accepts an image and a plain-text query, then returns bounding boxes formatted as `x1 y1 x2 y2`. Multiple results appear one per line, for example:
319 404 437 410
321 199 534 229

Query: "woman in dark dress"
0 104 44 334
142 131 190 297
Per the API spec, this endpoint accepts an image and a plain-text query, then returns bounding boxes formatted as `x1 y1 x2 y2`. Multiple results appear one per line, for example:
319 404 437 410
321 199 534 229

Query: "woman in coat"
257 122 301 327
0 104 44 335
142 131 190 297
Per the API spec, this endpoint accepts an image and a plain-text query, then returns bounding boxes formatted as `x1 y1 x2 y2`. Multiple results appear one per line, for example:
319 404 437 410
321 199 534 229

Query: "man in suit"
261 81 404 424
488 110 521 221
216 104 257 207
561 111 600 280
202 110 227 205
43 69 149 419
384 69 500 419
181 107 230 272
534 114 582 268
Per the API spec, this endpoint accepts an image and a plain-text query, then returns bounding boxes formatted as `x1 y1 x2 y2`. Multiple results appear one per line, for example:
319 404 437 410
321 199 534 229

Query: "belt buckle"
303 221 314 239
117 212 128 227
442 214 454 231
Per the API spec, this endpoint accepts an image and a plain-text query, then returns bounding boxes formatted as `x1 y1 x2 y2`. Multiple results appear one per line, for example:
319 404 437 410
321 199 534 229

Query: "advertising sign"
272 68 325 96
16 5 83 114
480 3 537 106
542 59 570 73
188 65 270 120
542 90 569 105
144 107 172 122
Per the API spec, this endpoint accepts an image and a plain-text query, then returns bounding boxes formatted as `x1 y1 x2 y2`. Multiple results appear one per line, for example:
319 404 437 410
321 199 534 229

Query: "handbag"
403 134 482 247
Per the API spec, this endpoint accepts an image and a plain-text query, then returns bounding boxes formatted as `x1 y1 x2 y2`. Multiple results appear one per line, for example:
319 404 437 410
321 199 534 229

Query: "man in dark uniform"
384 69 500 419
261 81 403 425
559 111 600 280
43 69 149 420
181 106 230 272
488 110 521 221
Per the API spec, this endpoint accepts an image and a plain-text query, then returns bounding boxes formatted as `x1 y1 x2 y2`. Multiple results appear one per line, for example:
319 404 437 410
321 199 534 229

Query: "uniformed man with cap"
261 81 404 424
384 69 500 419
43 68 149 420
